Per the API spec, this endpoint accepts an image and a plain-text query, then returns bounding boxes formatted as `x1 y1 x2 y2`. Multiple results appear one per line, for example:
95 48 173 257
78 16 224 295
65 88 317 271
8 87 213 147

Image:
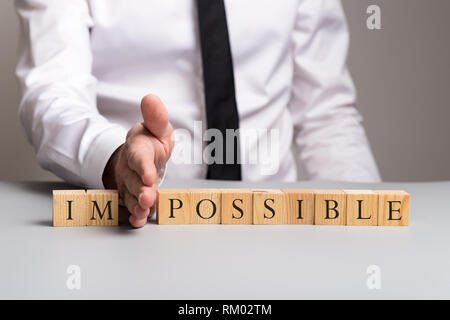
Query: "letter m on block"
87 190 119 226
91 201 113 221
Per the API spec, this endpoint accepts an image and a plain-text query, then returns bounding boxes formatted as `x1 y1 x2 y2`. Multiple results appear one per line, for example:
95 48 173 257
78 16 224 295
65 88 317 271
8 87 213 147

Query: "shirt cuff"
81 125 128 189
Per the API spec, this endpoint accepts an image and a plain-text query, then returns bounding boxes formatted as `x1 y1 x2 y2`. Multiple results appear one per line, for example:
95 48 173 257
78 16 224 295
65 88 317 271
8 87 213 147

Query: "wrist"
102 145 122 189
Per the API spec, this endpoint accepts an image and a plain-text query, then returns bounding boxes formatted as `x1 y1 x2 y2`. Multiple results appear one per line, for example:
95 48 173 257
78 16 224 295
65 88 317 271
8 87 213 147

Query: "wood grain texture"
86 190 119 226
53 190 87 227
189 189 221 224
282 189 315 225
345 190 378 226
253 189 286 224
375 190 410 226
157 189 190 224
315 190 347 225
221 189 253 224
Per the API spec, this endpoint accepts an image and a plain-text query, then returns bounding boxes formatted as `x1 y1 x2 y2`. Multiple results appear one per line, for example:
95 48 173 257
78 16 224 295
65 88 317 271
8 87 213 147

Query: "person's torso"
88 0 300 181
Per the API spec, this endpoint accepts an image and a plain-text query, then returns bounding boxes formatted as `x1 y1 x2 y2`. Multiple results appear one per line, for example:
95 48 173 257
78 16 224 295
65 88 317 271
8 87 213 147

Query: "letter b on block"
157 189 191 224
87 190 118 226
315 190 347 225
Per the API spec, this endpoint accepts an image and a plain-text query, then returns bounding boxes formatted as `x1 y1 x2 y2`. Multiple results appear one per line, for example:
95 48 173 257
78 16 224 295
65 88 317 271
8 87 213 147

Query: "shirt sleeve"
15 0 128 189
289 0 381 182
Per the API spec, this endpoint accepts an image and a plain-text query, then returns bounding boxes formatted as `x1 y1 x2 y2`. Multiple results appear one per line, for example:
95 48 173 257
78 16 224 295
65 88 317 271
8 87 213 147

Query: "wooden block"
282 189 315 225
221 189 253 224
53 190 87 227
375 190 410 226
345 190 378 226
253 189 286 224
315 190 347 225
157 189 190 224
86 190 119 226
190 189 221 224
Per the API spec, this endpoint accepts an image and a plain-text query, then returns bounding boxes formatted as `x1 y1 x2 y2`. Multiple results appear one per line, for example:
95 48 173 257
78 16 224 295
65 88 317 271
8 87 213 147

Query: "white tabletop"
0 179 449 299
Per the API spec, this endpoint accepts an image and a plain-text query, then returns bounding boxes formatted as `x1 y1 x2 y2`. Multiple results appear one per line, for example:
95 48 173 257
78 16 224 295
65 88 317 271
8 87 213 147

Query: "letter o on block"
190 189 221 224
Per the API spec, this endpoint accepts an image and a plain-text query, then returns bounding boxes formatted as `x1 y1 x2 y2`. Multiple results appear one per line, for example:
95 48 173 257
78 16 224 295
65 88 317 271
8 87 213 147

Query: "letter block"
282 189 315 225
86 190 119 226
221 189 253 224
53 190 87 227
253 189 286 224
375 190 410 226
157 189 190 224
315 190 347 225
345 190 378 226
190 189 221 224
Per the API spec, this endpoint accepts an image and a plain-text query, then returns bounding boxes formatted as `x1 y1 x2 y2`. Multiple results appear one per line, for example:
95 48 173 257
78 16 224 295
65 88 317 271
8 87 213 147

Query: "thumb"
140 94 172 142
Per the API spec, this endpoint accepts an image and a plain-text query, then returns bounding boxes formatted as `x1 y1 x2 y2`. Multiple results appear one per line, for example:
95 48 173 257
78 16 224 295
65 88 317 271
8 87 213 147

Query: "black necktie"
196 0 242 180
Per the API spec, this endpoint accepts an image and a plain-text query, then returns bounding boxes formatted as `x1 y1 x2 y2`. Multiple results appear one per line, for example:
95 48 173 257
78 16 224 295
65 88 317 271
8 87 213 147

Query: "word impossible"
52 189 410 227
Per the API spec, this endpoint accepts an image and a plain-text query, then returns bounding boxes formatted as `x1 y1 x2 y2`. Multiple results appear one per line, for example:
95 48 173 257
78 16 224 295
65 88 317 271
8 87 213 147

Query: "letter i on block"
221 189 253 224
315 190 347 225
375 190 410 226
53 190 87 227
282 189 315 225
253 190 287 224
345 190 378 226
190 189 221 224
87 190 119 226
157 189 190 224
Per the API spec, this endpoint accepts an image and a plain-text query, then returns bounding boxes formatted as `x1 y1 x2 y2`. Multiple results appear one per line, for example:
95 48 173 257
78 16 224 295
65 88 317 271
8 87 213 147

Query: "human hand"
103 95 174 227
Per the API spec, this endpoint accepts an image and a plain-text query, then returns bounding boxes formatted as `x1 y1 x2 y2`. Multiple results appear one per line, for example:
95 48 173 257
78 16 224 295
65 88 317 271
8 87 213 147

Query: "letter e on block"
157 189 190 224
315 190 347 225
87 190 119 226
375 190 410 226
221 189 253 224
253 189 286 224
190 189 221 224
53 190 87 227
345 190 378 226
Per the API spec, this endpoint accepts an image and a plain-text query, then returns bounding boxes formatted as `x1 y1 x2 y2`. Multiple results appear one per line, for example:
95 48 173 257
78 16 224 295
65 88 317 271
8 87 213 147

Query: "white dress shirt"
15 0 381 188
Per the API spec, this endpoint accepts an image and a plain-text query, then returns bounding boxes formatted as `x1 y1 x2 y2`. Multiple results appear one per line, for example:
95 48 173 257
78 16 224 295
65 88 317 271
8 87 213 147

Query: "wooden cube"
345 190 378 226
190 189 221 224
86 190 119 226
253 189 286 224
221 189 253 224
315 190 347 225
53 190 87 227
282 189 315 225
157 189 190 224
376 190 410 226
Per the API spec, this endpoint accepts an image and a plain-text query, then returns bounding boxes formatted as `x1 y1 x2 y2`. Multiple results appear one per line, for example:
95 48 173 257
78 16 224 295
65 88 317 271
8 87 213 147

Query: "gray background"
1 0 449 182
